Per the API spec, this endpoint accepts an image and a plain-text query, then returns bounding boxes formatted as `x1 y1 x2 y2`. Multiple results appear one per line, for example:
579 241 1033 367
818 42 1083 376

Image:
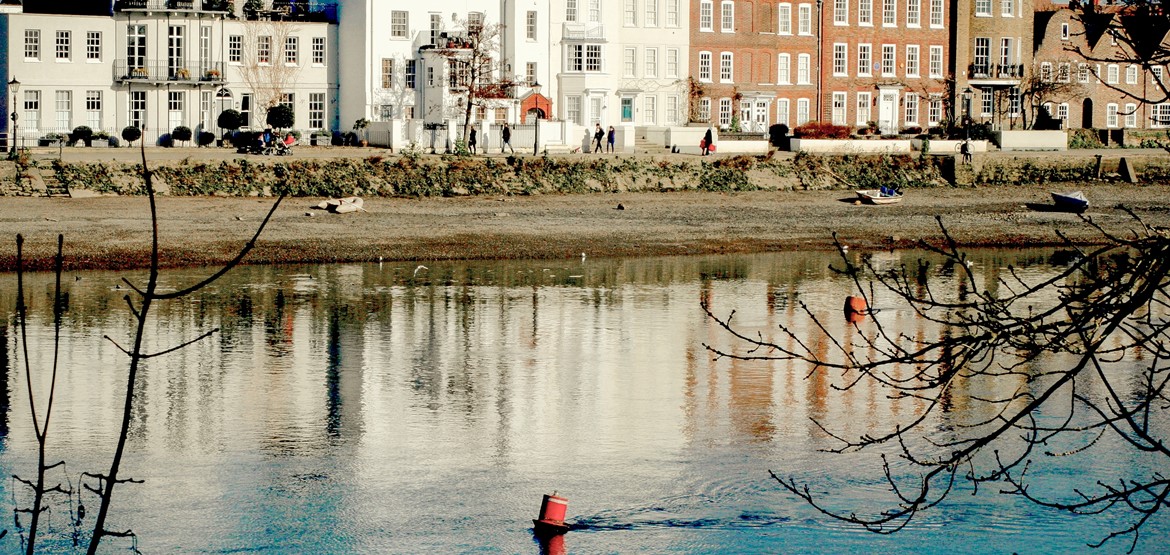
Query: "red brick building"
820 0 951 134
690 0 819 132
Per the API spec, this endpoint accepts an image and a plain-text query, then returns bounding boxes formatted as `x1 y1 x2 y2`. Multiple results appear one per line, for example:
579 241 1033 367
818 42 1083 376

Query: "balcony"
243 0 337 23
562 22 606 41
969 63 1024 83
114 60 226 84
115 0 234 13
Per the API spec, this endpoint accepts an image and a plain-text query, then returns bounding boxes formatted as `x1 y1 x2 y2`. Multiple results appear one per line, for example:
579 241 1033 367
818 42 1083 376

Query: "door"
754 100 768 132
1082 98 1094 129
620 97 633 123
590 97 602 124
878 91 898 135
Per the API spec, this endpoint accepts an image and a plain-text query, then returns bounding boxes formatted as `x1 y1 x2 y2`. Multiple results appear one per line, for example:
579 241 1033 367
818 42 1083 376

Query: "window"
378 105 393 121
857 92 871 125
588 0 601 22
86 90 101 129
796 98 810 125
645 48 658 78
403 59 416 88
928 96 941 126
25 29 40 60
55 91 71 131
257 35 271 64
382 58 394 88
831 92 847 125
904 93 918 125
430 14 442 45
646 0 658 26
168 26 184 77
624 47 637 77
667 48 679 77
624 0 636 26
1058 102 1069 125
229 35 242 63
1107 64 1119 84
1154 66 1164 83
883 0 896 26
907 0 920 26
905 45 919 77
1001 0 1013 16
1078 63 1090 83
312 37 326 65
718 97 732 127
929 45 943 78
586 44 602 72
981 89 993 116
797 54 810 84
238 93 250 128
525 61 536 84
87 32 101 61
307 93 325 129
777 98 790 127
881 44 896 76
127 25 146 70
566 0 578 22
698 97 711 122
527 11 538 39
1057 62 1071 82
1126 65 1139 84
700 0 713 30
22 90 41 132
200 26 211 67
699 51 712 81
999 38 1012 69
1107 103 1118 128
975 0 991 16
798 5 812 34
835 0 848 24
1124 103 1137 128
778 54 791 84
1061 23 1069 40
667 95 679 124
566 95 583 124
930 0 943 27
973 37 990 72
468 12 484 35
285 36 298 65
720 52 733 82
778 3 792 34
391 11 408 38
426 66 434 86
200 90 211 127
56 31 71 60
858 44 872 76
721 1 735 32
644 95 657 124
169 91 185 131
859 0 872 25
667 0 681 27
833 44 848 76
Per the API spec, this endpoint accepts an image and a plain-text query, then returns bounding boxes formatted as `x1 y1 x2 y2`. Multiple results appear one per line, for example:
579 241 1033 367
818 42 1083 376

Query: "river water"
0 251 1164 554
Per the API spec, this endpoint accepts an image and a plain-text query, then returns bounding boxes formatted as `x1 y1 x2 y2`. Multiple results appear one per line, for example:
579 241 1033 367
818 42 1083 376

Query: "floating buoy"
844 295 868 323
533 493 570 537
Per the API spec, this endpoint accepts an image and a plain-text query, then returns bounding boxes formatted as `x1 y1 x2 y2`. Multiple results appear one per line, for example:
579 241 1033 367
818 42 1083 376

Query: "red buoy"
533 493 570 537
844 295 868 323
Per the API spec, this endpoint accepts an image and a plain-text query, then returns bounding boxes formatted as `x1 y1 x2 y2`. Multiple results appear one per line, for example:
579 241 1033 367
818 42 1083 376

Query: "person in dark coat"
468 125 478 154
501 123 514 153
607 126 616 153
593 123 604 153
702 127 714 156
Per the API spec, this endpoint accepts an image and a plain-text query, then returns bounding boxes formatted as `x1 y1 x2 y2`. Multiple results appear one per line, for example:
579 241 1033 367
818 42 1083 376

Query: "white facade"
338 0 551 128
550 0 690 131
2 1 337 146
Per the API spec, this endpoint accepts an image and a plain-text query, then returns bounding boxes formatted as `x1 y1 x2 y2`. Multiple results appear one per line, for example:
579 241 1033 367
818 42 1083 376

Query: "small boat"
316 197 365 213
855 187 904 205
1050 191 1088 213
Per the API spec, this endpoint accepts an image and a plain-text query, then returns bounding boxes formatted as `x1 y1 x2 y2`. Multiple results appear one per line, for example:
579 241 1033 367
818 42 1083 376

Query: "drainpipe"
816 0 823 122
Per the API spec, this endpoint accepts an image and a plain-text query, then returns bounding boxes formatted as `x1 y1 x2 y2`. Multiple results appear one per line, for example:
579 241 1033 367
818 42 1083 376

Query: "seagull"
413 265 428 277
581 252 586 261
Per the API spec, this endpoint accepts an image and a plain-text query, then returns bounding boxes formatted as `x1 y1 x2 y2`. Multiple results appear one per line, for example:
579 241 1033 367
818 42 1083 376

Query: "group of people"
462 122 718 156
465 123 516 155
591 124 617 153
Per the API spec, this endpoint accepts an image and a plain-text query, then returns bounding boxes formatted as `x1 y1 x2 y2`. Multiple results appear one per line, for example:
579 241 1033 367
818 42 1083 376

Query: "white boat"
1050 191 1088 212
316 197 365 213
855 188 904 205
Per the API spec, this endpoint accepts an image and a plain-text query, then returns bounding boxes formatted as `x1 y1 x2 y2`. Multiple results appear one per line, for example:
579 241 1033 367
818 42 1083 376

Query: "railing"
115 0 234 12
562 23 606 41
969 63 1024 79
243 0 337 23
114 60 226 83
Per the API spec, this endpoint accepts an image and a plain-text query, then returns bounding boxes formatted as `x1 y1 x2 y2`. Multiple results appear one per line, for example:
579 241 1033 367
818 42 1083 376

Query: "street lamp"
531 81 541 155
8 77 20 156
961 86 974 139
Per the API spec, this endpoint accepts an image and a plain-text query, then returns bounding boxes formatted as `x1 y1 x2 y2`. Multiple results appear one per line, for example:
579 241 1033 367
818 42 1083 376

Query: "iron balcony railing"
243 0 338 23
115 0 233 12
114 60 226 83
969 63 1025 79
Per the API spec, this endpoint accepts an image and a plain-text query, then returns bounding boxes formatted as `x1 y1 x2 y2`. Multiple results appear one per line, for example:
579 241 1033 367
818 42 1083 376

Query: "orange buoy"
844 295 868 323
533 493 570 537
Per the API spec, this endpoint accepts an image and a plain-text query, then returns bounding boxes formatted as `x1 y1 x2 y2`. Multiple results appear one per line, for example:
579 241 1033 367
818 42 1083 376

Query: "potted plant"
217 108 242 146
131 66 148 79
203 68 221 80
353 117 370 146
121 125 142 147
39 132 66 147
174 68 191 80
171 125 193 146
92 130 110 148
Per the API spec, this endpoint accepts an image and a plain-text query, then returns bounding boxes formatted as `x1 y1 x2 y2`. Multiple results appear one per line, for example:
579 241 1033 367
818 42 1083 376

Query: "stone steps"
40 169 71 198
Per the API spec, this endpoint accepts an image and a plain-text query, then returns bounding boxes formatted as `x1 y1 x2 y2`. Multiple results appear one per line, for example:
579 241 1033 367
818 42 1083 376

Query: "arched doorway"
1081 98 1094 129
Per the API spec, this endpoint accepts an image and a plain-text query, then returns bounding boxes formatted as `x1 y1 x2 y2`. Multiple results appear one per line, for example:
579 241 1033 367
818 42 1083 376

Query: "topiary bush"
121 126 142 146
198 131 216 147
266 105 295 130
171 125 193 146
71 125 94 146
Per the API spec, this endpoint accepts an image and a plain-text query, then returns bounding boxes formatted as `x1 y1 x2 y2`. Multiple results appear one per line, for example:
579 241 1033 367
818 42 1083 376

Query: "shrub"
793 121 853 139
197 131 216 147
171 125 193 145
71 125 94 146
121 126 142 145
217 109 242 132
900 126 922 135
266 105 295 130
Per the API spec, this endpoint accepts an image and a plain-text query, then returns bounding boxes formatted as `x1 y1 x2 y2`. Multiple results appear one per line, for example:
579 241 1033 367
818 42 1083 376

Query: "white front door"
878 91 899 135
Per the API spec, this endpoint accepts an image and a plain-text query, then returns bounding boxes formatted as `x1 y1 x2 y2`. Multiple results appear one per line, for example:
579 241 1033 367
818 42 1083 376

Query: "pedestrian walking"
469 125 478 154
593 123 604 153
960 140 971 164
501 123 514 154
606 126 616 153
702 127 714 156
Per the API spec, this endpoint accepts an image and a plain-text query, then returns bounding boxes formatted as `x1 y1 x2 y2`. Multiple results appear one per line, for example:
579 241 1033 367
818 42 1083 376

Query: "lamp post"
8 77 20 156
531 81 541 155
961 86 974 140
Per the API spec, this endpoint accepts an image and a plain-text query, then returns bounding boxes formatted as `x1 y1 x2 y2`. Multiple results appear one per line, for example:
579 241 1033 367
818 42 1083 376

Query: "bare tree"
704 217 1170 552
423 16 508 143
237 19 304 120
1069 2 1170 114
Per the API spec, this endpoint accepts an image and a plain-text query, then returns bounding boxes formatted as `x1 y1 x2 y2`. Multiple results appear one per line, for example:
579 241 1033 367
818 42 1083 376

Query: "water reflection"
0 250 1163 553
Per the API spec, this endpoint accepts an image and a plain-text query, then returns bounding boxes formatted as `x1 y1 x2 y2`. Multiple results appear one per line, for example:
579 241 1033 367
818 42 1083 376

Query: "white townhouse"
2 0 338 146
549 0 690 131
337 0 551 128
